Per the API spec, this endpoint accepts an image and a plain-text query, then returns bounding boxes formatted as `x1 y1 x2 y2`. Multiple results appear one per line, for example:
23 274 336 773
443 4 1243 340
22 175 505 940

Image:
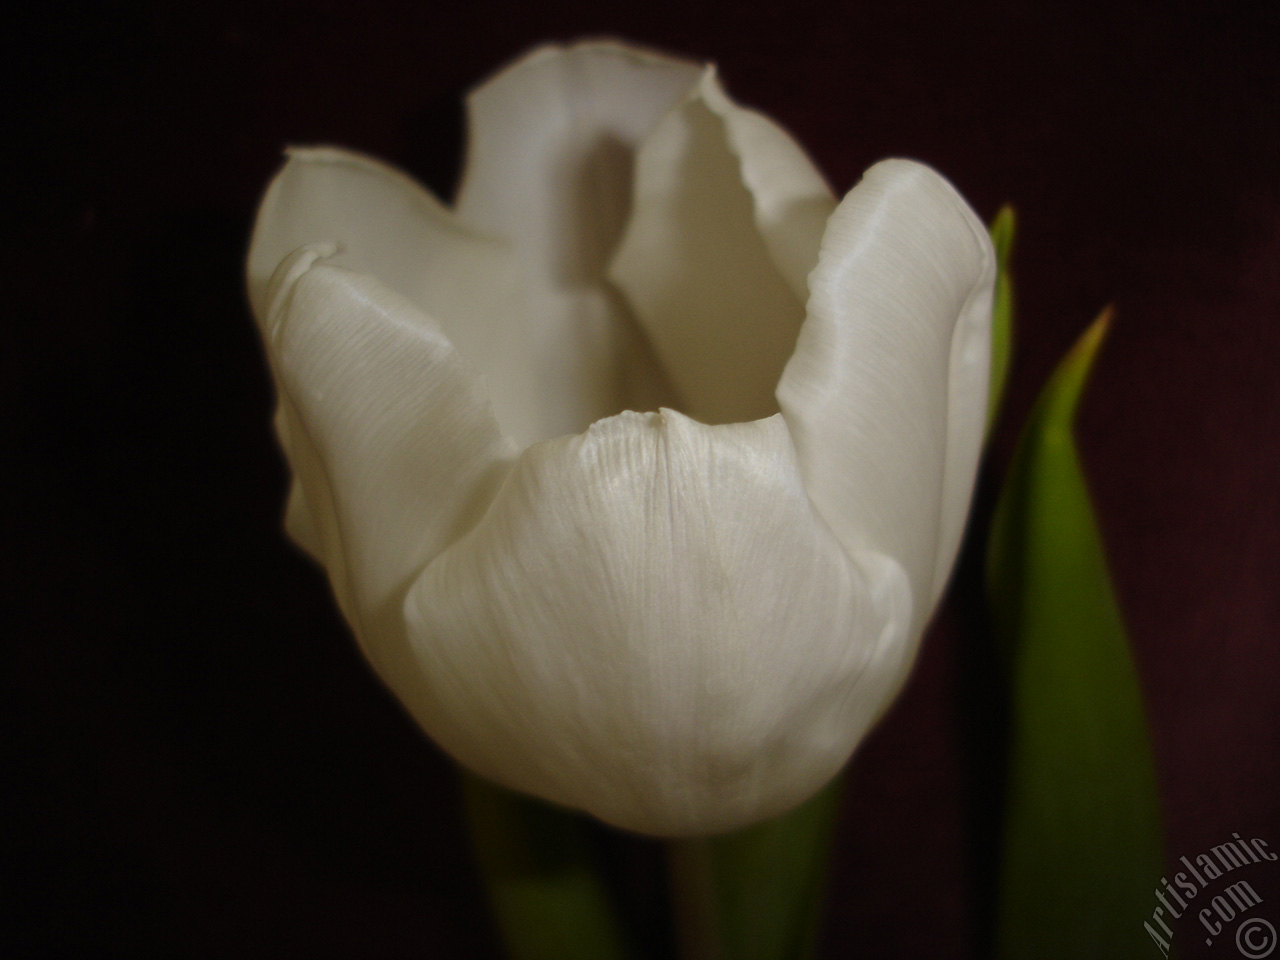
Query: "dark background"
8 1 1279 956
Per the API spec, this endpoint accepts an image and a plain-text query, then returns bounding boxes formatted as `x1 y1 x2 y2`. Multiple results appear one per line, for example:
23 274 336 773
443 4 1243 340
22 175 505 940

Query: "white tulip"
246 40 994 836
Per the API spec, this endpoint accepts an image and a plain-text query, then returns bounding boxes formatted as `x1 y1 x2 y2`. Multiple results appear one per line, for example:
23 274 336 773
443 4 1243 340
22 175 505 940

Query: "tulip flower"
246 40 995 837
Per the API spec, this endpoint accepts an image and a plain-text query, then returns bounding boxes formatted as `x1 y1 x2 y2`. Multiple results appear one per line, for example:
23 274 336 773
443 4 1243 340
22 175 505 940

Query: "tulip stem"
667 838 724 960
462 774 636 960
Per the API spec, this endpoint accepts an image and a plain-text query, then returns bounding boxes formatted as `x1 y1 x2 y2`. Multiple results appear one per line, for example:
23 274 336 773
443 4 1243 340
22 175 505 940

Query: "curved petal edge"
778 159 995 646
404 409 911 836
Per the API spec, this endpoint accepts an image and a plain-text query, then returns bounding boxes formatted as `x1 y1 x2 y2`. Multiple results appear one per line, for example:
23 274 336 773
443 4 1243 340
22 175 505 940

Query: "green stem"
667 837 724 960
665 777 842 960
462 773 634 960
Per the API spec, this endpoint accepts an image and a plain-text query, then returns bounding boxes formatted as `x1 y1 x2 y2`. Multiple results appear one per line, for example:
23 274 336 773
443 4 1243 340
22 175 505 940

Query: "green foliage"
463 774 635 960
987 309 1164 959
987 205 1016 437
685 777 843 960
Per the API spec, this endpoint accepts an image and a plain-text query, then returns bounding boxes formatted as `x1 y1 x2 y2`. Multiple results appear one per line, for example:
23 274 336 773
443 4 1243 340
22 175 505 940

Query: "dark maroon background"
9 1 1279 956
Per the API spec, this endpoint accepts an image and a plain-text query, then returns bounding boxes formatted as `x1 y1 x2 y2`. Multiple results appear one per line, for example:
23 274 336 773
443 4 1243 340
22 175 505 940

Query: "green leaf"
986 204 1016 438
462 773 636 960
669 777 842 960
987 308 1164 959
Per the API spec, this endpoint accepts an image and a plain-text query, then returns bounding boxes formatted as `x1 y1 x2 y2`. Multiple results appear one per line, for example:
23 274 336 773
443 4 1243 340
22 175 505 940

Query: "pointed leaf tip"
990 204 1016 265
987 307 1163 960
1039 304 1113 438
1073 303 1112 368
985 204 1017 438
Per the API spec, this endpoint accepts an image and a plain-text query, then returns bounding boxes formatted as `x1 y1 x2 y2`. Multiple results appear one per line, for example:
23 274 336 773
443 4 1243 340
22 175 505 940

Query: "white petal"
608 70 836 425
263 245 517 715
695 74 837 301
248 143 680 446
246 147 509 335
245 147 546 440
777 160 995 644
455 40 702 286
404 409 910 836
250 149 477 561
